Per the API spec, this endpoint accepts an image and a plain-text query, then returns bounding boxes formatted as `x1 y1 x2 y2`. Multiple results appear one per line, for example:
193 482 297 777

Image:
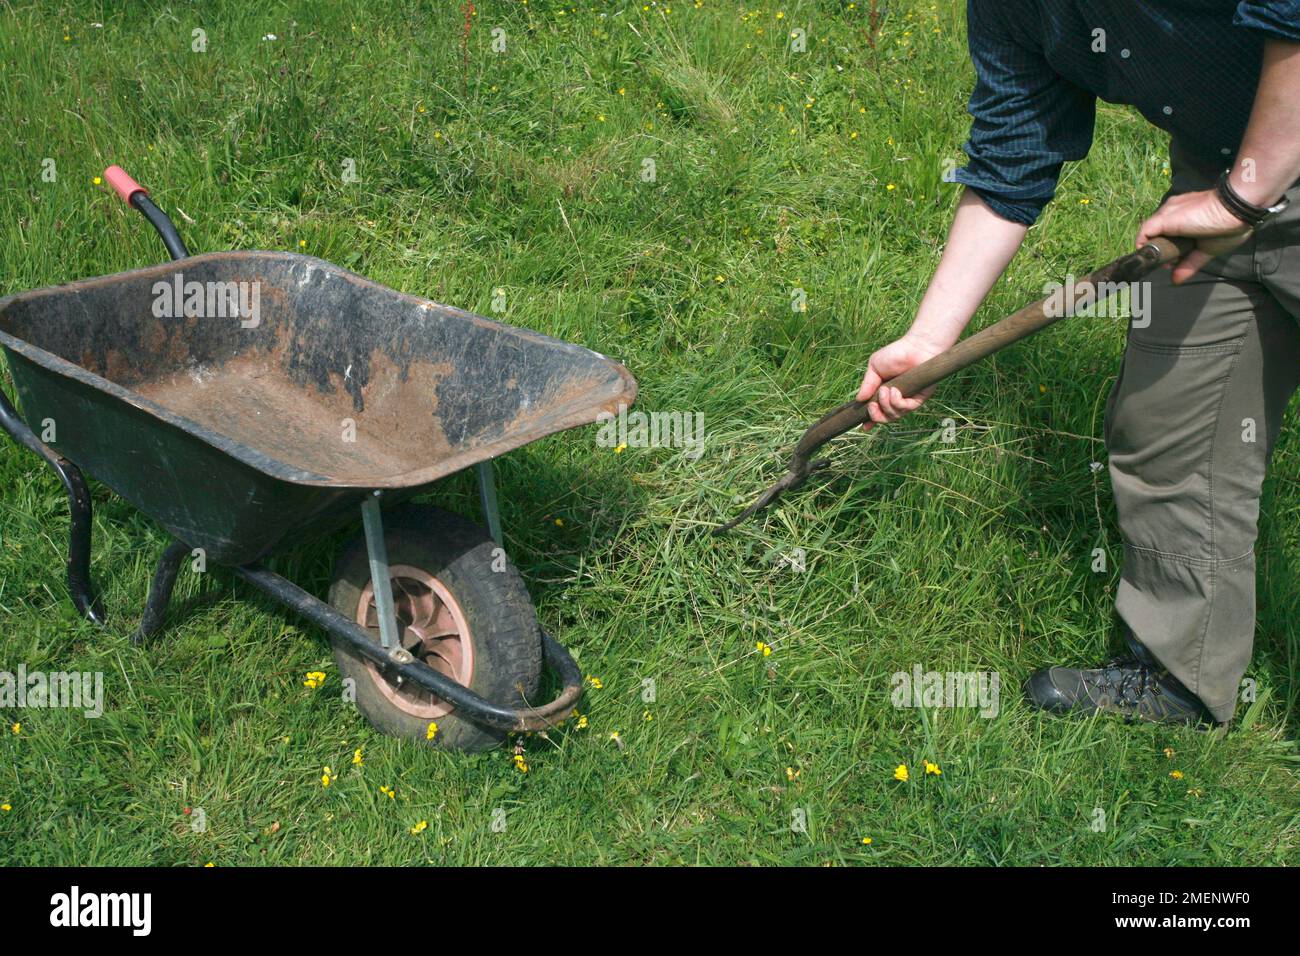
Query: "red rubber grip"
104 165 147 203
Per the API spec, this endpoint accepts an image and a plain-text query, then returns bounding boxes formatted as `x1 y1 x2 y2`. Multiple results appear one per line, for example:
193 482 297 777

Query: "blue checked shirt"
953 1 1300 224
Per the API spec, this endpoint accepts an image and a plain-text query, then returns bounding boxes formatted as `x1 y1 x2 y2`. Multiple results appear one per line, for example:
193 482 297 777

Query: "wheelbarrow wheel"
327 505 542 752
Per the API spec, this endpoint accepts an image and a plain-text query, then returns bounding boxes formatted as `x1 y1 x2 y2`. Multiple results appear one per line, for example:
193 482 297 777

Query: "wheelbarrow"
0 165 637 751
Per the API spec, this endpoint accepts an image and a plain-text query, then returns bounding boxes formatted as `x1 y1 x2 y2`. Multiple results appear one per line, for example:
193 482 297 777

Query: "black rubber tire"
326 505 541 752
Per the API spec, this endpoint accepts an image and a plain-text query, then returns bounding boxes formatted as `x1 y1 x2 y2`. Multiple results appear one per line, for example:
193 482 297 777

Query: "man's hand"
856 331 950 430
1136 190 1252 284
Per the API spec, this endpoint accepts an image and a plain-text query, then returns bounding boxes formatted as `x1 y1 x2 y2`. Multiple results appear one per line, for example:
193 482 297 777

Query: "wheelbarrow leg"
0 387 105 624
61 460 105 625
133 540 190 645
360 491 403 653
476 460 503 546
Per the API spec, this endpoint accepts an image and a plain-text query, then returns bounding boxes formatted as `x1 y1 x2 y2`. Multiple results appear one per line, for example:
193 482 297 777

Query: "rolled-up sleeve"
1234 2 1300 41
953 0 1097 225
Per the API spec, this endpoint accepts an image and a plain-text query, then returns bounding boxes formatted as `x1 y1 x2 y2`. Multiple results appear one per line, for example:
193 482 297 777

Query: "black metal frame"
0 387 104 624
131 193 190 260
120 510 581 731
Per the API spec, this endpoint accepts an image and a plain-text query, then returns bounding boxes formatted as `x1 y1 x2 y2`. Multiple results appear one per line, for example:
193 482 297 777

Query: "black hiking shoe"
1024 652 1217 727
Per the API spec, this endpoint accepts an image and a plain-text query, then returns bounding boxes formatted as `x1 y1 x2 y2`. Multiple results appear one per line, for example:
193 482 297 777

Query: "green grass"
1 0 1297 866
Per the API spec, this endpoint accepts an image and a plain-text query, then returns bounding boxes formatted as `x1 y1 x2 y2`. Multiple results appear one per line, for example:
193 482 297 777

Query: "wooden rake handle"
792 236 1194 458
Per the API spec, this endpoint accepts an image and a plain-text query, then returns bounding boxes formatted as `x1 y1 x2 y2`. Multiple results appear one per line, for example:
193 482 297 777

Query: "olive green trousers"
1105 150 1300 722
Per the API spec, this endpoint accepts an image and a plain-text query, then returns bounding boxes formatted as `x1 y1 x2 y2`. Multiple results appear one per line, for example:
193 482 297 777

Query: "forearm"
908 189 1028 349
1232 39 1300 206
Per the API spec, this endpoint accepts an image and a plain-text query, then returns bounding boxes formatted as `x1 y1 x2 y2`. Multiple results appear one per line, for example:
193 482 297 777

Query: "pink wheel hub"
355 565 475 719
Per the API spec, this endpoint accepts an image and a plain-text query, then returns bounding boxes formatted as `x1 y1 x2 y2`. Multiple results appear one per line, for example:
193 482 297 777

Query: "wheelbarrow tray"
0 251 636 564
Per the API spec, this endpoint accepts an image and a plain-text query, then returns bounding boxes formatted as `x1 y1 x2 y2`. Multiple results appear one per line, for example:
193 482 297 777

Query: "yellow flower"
609 730 621 742
850 131 858 139
861 836 872 844
756 641 772 657
1170 770 1184 780
575 714 589 730
785 766 800 780
643 710 654 722
512 753 529 773
886 183 896 191
775 10 784 18
410 820 428 834
92 176 102 185
614 442 627 454
10 723 18 735
1 804 10 812
587 675 603 689
554 517 564 527
298 240 307 248
321 766 333 787
426 721 438 740
204 862 215 867
352 748 364 766
893 764 909 782
1038 384 1048 394
618 87 626 96
597 114 606 122
303 670 326 689
924 760 941 776
380 785 396 799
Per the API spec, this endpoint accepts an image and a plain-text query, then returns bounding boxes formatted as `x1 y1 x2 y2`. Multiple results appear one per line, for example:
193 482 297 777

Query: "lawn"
0 0 1297 866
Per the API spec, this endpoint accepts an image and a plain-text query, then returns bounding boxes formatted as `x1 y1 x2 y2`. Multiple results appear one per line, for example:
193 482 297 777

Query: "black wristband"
1215 170 1289 227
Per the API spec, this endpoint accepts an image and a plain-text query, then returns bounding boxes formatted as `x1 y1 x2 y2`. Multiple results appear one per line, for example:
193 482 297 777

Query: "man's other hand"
1137 190 1253 284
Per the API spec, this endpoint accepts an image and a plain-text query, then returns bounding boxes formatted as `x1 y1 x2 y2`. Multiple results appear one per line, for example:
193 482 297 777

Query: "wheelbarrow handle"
103 164 190 261
793 236 1195 457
